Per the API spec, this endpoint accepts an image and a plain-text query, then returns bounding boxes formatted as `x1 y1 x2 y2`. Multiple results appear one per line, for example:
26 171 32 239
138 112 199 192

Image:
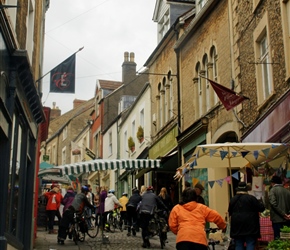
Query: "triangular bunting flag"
220 150 228 160
208 181 215 188
253 150 259 160
224 176 231 184
216 179 224 187
232 171 240 180
261 148 270 158
210 149 217 157
241 151 249 158
232 151 238 157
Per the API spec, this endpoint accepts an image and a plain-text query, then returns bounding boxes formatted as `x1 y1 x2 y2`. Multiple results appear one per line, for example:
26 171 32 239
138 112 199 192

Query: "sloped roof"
99 80 122 90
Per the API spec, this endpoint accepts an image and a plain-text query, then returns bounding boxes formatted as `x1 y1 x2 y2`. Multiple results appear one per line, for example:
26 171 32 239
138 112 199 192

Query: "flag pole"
35 46 84 84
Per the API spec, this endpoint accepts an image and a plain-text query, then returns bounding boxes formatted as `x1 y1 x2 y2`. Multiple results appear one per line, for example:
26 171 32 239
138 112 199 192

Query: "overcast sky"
42 0 157 114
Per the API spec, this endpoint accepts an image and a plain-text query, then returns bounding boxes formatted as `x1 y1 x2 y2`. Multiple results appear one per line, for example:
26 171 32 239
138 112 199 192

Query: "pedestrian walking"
139 186 168 248
194 183 205 205
44 186 62 234
158 187 173 211
269 175 290 239
119 192 129 230
169 187 226 250
126 187 142 237
62 186 75 214
99 186 107 231
228 181 265 250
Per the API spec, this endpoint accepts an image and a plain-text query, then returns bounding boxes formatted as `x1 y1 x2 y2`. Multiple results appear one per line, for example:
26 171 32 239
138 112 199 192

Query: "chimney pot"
130 52 135 62
124 52 129 62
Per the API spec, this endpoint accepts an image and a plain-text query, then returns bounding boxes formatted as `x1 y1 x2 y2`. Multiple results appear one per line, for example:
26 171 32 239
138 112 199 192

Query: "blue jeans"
235 236 256 250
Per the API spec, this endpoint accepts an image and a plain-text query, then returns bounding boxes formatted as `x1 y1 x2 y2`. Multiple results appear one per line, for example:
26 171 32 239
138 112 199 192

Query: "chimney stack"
122 51 137 84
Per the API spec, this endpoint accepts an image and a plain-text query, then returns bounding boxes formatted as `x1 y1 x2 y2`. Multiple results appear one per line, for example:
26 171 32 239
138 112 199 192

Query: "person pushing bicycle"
57 186 95 245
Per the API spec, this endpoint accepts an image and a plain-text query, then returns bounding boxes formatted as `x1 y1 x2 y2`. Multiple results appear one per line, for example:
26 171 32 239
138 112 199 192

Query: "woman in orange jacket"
169 187 226 250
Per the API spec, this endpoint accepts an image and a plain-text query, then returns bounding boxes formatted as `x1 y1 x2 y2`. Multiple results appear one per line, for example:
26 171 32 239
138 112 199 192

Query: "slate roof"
98 80 122 91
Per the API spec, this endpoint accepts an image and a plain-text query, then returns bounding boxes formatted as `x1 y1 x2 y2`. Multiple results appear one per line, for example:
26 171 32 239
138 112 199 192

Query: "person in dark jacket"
269 175 290 239
57 186 94 245
194 183 205 205
139 186 168 248
228 182 265 250
126 187 142 236
62 186 75 214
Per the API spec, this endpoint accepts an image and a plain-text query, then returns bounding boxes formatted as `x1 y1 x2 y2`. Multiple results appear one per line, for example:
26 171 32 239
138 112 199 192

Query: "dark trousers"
56 209 62 226
120 211 127 227
176 241 208 250
58 209 74 240
139 213 152 242
272 221 290 239
127 206 138 233
46 210 57 230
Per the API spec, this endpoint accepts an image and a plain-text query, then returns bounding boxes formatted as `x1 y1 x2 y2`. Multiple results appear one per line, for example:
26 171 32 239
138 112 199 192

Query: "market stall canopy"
51 159 161 176
181 142 289 170
39 161 54 169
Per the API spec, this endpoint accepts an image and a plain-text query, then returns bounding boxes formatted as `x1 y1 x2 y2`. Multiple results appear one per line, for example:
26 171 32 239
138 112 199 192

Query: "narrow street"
34 226 227 250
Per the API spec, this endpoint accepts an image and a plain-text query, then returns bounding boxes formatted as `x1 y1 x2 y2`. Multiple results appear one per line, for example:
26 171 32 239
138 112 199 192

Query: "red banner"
208 79 249 111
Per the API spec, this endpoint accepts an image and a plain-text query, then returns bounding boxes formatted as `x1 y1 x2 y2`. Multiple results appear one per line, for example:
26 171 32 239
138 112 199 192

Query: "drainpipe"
174 25 182 200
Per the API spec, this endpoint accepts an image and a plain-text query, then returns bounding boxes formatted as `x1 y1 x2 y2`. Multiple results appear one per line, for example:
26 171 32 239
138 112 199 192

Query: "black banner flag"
50 54 76 93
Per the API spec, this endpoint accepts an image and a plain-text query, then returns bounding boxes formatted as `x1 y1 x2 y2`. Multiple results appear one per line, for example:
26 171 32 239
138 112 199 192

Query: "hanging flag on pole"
50 54 76 93
207 78 249 111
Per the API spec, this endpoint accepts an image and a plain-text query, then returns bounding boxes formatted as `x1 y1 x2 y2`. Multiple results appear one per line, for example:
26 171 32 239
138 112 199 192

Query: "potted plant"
128 136 135 152
137 126 144 143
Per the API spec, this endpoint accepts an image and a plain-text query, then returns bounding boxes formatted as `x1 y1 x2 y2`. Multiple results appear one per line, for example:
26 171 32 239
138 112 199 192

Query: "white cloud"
42 0 156 113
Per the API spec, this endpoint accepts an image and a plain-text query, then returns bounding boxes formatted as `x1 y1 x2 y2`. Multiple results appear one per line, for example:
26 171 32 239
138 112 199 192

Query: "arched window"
203 54 210 111
195 62 202 117
168 70 173 119
158 83 163 128
162 77 167 123
210 46 218 104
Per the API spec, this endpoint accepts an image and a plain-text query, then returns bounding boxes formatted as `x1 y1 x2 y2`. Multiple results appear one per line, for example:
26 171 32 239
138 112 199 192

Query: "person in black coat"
139 186 168 248
126 187 142 236
228 182 265 250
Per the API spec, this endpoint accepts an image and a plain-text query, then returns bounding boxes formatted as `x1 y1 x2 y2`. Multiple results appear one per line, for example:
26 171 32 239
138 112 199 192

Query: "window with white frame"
163 77 168 123
109 132 112 155
62 147 66 165
211 46 218 104
254 12 273 105
140 109 144 128
260 36 272 99
124 131 127 155
196 63 202 116
158 83 163 128
63 126 67 141
158 9 169 42
203 55 210 111
169 75 173 119
52 144 56 165
132 120 136 141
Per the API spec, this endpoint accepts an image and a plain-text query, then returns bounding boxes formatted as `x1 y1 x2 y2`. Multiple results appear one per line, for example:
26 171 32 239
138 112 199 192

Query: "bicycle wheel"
107 213 115 232
87 215 99 238
75 221 85 242
72 226 78 245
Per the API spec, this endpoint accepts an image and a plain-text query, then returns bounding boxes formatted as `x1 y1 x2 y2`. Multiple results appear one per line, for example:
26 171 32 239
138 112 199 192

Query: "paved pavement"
34 226 227 250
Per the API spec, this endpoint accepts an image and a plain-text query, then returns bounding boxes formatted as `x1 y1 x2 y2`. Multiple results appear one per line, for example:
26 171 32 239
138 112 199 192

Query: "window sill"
257 91 276 112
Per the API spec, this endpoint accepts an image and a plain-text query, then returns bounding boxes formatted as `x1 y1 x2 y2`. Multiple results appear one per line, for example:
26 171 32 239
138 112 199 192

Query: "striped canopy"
51 159 161 176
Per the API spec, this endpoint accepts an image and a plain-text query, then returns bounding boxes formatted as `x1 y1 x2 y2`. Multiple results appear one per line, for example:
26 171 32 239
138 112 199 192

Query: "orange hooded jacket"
169 201 226 246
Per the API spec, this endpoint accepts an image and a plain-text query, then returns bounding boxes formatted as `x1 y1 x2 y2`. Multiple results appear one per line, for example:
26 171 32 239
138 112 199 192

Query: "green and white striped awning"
52 159 161 176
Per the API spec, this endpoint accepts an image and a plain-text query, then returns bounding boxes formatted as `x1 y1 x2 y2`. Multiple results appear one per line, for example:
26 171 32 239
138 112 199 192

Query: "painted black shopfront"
0 26 44 250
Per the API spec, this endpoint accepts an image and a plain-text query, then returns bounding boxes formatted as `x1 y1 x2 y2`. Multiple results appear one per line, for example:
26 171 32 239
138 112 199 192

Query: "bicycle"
206 228 221 250
106 208 122 232
148 209 169 249
69 209 99 245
